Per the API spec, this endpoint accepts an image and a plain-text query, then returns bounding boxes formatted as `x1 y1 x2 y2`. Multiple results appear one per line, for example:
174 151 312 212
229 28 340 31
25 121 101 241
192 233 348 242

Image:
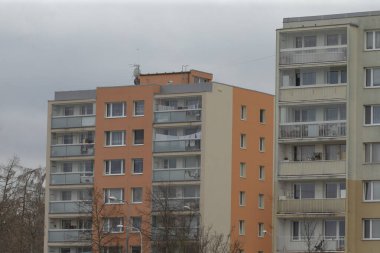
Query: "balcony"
50 173 94 185
279 235 344 252
279 160 346 178
154 110 201 123
279 85 347 103
152 227 199 241
277 198 345 214
279 45 347 66
51 116 96 129
51 144 94 157
48 229 91 242
49 200 92 214
153 167 200 182
153 140 200 153
279 121 346 140
152 198 200 211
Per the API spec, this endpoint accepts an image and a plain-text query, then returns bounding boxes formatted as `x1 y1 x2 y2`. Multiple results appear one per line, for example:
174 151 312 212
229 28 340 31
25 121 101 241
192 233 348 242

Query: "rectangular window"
63 162 73 172
239 191 246 206
241 105 247 120
302 72 316 85
132 158 144 174
295 36 302 48
259 137 265 152
365 105 380 125
325 182 346 199
132 187 143 203
365 68 380 87
106 102 126 117
131 246 141 253
134 100 144 116
81 104 93 115
240 134 247 149
63 134 73 144
239 220 245 235
131 216 142 230
258 194 264 209
104 188 124 204
324 220 345 239
292 221 315 240
103 217 123 233
294 183 315 199
105 160 125 175
365 143 380 163
240 162 246 178
363 219 380 239
325 144 346 161
304 35 317 47
260 109 266 123
258 223 265 237
259 166 265 180
327 71 339 84
364 181 380 201
105 131 125 146
102 247 122 253
133 129 144 145
61 191 72 201
64 106 74 116
326 34 339 46
366 31 380 50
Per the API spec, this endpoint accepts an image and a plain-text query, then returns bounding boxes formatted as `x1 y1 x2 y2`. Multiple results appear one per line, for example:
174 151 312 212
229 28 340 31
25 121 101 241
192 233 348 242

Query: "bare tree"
301 219 325 253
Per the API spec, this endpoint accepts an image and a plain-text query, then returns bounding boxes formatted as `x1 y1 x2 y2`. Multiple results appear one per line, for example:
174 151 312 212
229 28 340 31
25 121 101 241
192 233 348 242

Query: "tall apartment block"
274 11 380 253
44 69 273 253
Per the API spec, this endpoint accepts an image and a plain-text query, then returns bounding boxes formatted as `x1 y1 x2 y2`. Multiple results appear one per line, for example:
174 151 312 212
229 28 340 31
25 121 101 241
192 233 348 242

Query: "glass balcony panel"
280 46 347 65
154 110 201 123
51 116 95 129
50 173 94 185
279 122 346 139
153 140 201 152
48 230 91 242
49 201 92 213
153 168 200 182
152 198 200 211
51 144 95 157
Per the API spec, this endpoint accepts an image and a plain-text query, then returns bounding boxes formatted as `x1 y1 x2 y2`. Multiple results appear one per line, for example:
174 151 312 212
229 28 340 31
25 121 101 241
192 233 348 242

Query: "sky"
0 0 379 168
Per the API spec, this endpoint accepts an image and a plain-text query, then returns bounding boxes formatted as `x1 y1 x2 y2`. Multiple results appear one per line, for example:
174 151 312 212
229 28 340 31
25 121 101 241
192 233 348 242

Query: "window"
61 249 71 253
132 187 143 203
259 137 265 152
132 158 143 174
325 144 346 161
258 194 264 209
63 134 73 144
304 35 317 47
365 143 380 163
239 220 245 235
325 182 346 199
326 34 339 46
327 71 339 84
325 220 345 240
61 191 72 201
103 217 123 233
134 100 144 116
81 104 93 115
365 105 380 125
239 191 246 206
133 129 144 145
104 188 124 204
131 216 142 230
366 31 380 50
104 160 125 175
64 106 74 116
259 166 265 180
364 219 380 239
63 162 73 173
302 72 316 85
293 183 315 199
260 109 266 123
106 102 126 117
131 246 141 253
239 163 246 178
240 134 247 149
241 105 247 120
292 221 314 240
105 131 125 146
102 247 122 253
295 36 302 48
366 68 380 87
258 223 265 237
364 181 380 201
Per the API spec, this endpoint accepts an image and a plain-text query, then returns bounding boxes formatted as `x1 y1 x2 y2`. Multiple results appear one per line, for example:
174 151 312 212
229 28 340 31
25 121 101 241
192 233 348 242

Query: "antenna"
133 64 141 85
182 65 188 72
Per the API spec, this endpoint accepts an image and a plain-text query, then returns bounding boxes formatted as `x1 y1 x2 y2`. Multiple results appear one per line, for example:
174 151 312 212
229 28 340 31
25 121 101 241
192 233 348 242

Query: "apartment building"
274 11 380 253
44 69 273 253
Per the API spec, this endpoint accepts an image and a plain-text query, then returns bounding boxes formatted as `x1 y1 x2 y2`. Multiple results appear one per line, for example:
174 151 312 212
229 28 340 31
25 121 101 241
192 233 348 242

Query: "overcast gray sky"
0 0 379 168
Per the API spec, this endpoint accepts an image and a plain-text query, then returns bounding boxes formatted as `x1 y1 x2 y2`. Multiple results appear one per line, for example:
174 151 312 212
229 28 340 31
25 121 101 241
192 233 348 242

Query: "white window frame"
364 181 380 201
132 158 144 174
105 131 126 146
259 137 265 152
363 219 380 240
364 105 380 125
239 220 245 235
365 68 380 87
365 143 380 164
134 100 145 116
239 191 246 206
240 134 247 149
131 187 143 203
241 105 247 120
103 217 123 233
365 30 380 51
133 129 144 145
239 162 246 178
259 165 265 180
258 194 264 209
258 223 265 237
104 160 125 175
106 102 126 118
324 220 345 240
104 188 124 204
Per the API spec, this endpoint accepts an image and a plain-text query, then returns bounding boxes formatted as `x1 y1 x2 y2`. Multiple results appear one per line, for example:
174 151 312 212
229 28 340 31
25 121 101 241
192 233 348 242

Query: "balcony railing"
279 160 346 177
153 168 200 182
48 229 91 242
49 200 92 214
279 45 347 65
279 84 347 102
152 227 199 241
51 116 95 129
153 140 201 153
154 110 201 123
152 198 200 211
277 198 345 214
279 121 346 139
278 235 344 252
51 144 94 157
155 104 201 111
50 173 94 185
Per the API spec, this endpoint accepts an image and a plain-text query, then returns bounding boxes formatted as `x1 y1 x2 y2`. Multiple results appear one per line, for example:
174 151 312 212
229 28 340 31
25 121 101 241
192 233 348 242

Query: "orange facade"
231 87 273 253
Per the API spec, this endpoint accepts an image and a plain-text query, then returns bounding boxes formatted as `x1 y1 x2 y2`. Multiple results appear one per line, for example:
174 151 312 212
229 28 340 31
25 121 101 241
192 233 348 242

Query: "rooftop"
284 10 380 23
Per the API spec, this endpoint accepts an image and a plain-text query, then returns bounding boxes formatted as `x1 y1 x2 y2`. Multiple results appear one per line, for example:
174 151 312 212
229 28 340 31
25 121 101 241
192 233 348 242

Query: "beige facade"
274 11 380 253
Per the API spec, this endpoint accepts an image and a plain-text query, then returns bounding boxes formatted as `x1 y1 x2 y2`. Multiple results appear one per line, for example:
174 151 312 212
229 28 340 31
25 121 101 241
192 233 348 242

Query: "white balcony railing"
279 121 346 139
279 45 347 65
51 115 95 129
278 235 345 252
50 173 94 185
153 167 200 182
49 200 92 213
277 198 345 214
48 229 91 242
279 160 346 177
51 144 95 157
